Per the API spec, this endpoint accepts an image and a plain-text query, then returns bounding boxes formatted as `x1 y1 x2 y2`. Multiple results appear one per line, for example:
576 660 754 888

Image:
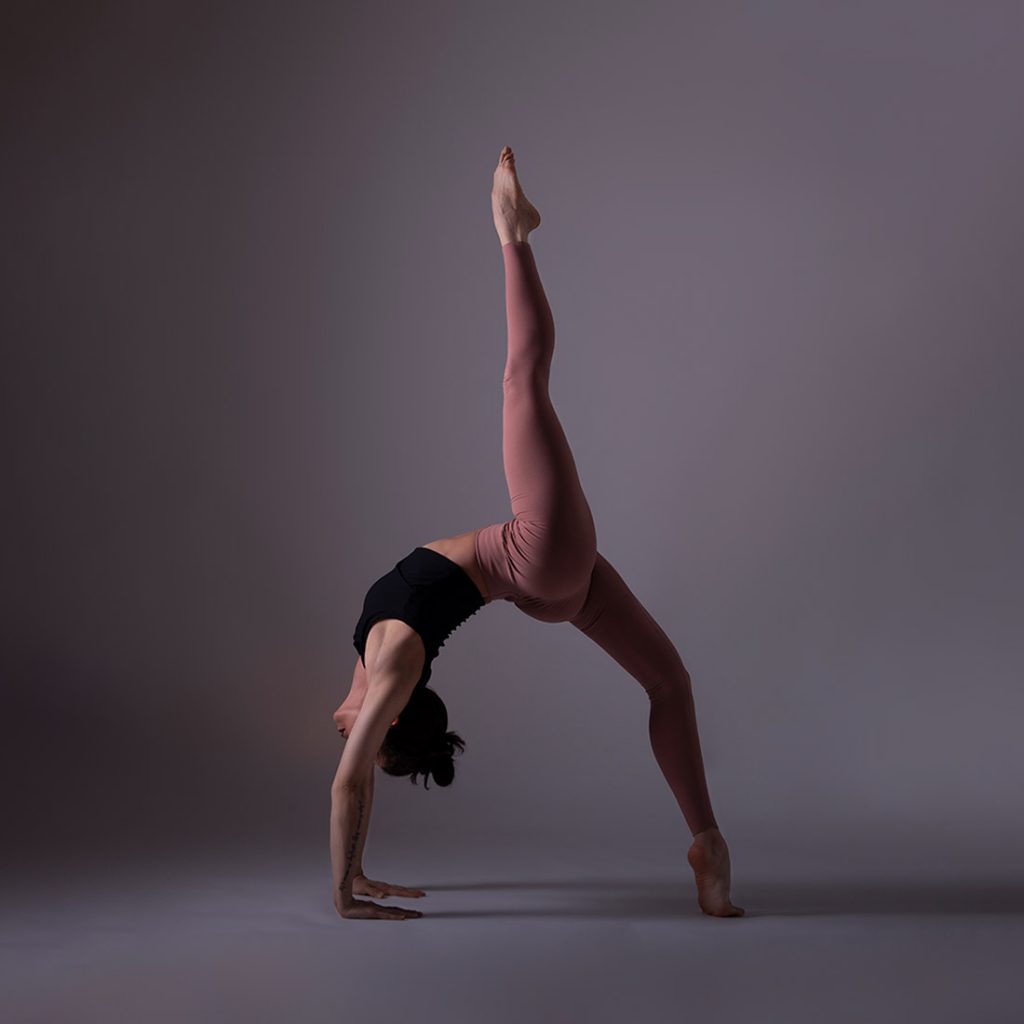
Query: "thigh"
568 550 689 697
500 374 596 585
473 517 596 606
512 573 592 624
502 374 591 530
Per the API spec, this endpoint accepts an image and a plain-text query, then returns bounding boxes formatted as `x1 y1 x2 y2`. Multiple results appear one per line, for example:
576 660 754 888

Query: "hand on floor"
352 872 427 900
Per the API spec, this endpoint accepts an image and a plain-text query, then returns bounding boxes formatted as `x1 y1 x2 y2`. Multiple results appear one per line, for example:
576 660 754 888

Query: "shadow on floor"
410 877 1024 919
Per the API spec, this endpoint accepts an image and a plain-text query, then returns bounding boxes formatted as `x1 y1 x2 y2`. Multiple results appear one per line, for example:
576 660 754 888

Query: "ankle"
692 826 723 843
497 222 532 245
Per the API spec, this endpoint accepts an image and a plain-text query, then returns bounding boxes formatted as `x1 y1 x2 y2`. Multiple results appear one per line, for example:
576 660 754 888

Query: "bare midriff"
421 528 490 603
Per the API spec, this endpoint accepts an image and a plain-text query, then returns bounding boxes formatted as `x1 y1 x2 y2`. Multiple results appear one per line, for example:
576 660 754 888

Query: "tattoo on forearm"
339 793 366 891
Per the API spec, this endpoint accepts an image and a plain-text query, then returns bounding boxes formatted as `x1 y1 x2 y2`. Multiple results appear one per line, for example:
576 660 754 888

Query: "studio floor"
5 838 1023 1023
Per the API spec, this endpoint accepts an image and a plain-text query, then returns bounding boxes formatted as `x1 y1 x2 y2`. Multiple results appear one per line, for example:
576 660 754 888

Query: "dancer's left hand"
352 872 427 899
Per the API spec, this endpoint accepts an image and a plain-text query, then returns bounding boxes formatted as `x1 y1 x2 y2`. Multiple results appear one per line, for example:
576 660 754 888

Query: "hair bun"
429 749 456 787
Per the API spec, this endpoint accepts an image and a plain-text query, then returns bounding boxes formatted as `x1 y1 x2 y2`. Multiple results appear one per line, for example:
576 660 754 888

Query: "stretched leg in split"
571 551 744 917
475 147 597 603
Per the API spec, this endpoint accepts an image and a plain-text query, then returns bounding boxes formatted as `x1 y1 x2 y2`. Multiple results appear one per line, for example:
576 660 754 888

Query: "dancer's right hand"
336 896 424 921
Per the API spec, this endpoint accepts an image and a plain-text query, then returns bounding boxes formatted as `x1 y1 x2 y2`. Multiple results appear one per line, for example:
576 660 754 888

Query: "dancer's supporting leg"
571 552 717 833
571 551 744 916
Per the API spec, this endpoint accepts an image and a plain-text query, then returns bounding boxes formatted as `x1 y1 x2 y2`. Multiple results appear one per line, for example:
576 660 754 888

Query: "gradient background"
4 1 1023 1021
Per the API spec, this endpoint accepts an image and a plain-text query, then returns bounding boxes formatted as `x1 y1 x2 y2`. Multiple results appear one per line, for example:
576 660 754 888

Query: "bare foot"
491 145 541 245
687 828 745 917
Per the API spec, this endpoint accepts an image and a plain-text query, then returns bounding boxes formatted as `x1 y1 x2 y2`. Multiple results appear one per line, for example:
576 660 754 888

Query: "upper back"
352 546 486 689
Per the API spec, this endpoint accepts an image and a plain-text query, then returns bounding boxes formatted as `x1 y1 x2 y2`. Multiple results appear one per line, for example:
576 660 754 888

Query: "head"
377 686 466 789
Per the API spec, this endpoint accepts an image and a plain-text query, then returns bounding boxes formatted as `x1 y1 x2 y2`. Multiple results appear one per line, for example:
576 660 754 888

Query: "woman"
331 146 743 920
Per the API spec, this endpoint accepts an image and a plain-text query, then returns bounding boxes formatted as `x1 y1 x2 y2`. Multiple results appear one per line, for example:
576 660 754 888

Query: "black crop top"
352 546 485 689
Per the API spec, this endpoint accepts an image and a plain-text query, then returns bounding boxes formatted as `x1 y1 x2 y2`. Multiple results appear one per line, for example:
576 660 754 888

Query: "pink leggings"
474 241 719 837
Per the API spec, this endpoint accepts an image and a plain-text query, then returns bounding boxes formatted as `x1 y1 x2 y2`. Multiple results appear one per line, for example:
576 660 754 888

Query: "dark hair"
377 685 466 789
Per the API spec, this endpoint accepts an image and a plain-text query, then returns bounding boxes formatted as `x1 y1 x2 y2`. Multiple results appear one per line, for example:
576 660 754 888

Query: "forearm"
330 771 374 905
349 766 373 876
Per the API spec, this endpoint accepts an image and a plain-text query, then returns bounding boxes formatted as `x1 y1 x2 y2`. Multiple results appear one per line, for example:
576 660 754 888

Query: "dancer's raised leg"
570 551 744 917
479 146 597 600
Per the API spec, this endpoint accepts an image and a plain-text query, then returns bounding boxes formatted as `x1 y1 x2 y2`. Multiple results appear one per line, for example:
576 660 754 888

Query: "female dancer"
331 146 743 920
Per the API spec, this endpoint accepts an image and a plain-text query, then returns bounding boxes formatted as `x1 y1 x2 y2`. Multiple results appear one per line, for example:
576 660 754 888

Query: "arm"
348 652 370 704
330 664 422 920
330 755 374 896
348 765 373 878
332 655 369 732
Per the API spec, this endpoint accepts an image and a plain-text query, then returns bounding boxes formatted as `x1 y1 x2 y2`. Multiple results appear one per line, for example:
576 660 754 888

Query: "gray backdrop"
5 0 1023 883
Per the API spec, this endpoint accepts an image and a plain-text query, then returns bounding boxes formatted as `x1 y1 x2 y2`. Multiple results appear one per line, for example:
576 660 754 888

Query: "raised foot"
492 145 541 244
687 828 745 918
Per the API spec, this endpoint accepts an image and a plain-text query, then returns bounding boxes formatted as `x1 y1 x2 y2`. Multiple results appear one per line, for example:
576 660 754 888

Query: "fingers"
352 877 428 901
371 901 422 919
362 884 426 898
338 897 424 920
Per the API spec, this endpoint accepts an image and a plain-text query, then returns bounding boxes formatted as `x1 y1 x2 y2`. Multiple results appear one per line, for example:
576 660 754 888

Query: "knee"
502 354 551 385
644 667 693 704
